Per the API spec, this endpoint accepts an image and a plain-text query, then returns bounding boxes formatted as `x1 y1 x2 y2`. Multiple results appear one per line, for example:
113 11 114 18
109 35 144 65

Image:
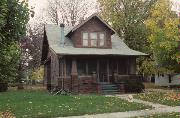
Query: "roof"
66 14 116 36
44 24 147 56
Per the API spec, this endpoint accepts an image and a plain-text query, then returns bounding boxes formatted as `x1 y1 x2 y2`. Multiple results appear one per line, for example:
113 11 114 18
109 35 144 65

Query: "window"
66 59 72 76
82 32 106 47
100 33 105 46
118 59 127 74
90 33 97 47
83 32 88 46
88 60 97 74
90 33 97 39
77 60 87 75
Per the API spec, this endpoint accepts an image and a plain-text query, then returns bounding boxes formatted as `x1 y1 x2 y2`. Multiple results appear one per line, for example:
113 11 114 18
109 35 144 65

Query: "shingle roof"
66 14 116 36
45 24 147 56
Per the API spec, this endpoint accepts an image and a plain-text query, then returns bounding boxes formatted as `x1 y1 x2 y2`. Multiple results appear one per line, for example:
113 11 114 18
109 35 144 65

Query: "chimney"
60 23 65 47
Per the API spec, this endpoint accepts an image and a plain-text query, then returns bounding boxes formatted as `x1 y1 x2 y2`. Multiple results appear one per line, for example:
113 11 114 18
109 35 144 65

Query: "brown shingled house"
41 14 147 94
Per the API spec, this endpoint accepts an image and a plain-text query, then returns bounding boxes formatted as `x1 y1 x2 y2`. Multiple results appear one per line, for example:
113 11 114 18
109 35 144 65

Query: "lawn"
134 91 180 106
0 90 151 118
135 112 180 118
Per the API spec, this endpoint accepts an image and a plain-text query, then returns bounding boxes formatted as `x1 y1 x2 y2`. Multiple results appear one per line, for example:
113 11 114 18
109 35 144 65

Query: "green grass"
134 112 180 118
0 90 151 118
134 91 180 106
0 90 150 118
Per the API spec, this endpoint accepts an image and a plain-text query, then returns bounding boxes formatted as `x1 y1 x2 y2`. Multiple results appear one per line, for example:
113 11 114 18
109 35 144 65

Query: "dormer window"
90 33 97 47
82 32 105 47
100 33 105 46
83 32 88 46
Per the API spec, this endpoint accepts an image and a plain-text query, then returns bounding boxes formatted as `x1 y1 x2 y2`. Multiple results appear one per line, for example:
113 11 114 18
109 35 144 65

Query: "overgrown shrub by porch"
0 90 151 118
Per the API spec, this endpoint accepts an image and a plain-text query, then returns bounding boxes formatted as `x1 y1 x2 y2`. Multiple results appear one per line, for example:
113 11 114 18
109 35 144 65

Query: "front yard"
0 90 150 118
134 91 180 106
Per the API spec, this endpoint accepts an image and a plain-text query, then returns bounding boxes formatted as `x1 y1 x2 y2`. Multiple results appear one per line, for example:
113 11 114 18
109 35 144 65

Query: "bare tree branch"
46 0 97 26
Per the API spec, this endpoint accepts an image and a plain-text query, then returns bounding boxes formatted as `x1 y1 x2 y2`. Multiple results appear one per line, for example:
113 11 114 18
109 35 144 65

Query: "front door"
99 60 108 83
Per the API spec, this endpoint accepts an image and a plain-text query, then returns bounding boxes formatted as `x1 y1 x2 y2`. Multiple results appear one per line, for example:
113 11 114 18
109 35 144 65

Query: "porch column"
97 59 100 82
107 59 110 83
127 57 130 74
71 59 78 75
71 58 78 93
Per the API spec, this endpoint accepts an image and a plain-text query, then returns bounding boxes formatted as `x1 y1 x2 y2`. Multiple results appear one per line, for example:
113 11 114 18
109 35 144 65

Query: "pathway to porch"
57 94 180 118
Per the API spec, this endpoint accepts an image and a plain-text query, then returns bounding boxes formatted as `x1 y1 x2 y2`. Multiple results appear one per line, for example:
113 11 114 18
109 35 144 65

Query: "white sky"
28 0 180 11
28 0 97 24
28 0 180 24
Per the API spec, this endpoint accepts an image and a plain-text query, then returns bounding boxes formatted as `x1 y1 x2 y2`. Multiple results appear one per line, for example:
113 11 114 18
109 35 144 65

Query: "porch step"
102 86 118 90
100 83 120 95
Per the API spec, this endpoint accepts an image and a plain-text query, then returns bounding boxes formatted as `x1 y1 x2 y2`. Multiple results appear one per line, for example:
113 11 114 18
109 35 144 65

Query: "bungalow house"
41 14 147 94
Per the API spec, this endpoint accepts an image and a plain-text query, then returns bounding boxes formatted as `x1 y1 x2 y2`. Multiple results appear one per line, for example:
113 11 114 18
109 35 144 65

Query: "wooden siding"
44 54 139 94
69 17 112 48
49 49 59 87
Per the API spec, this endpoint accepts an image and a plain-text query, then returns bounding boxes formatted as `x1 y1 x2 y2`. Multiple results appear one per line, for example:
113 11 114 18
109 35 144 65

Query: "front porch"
55 55 143 94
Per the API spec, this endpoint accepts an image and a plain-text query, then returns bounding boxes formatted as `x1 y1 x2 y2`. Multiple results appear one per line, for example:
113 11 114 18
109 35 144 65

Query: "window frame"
89 32 98 47
99 32 106 47
81 31 106 48
82 32 89 47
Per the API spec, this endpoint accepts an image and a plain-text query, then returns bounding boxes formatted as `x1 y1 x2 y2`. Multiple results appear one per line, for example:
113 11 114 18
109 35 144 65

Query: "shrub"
125 80 145 93
0 83 8 92
30 67 44 84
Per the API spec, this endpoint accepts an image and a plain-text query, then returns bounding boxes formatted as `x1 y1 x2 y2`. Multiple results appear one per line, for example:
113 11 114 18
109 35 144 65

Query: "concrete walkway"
58 94 180 118
114 94 170 109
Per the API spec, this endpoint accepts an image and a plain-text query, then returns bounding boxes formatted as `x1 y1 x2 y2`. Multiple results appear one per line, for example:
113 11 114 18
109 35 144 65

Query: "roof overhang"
66 13 116 36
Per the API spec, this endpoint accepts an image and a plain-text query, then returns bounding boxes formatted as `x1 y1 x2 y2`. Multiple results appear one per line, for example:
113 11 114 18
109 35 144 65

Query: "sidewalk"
57 106 180 118
57 94 180 118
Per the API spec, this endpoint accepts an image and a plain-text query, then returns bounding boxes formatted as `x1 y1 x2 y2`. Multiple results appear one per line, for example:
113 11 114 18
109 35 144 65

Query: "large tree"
146 0 179 72
0 0 29 83
47 0 96 26
97 0 156 52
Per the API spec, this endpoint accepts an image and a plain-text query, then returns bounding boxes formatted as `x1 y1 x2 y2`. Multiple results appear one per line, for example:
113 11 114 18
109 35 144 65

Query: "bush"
0 83 8 92
125 80 145 93
30 67 44 82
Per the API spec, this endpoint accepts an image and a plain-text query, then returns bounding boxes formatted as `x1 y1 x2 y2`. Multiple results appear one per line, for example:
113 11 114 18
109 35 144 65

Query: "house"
41 14 147 94
155 73 180 86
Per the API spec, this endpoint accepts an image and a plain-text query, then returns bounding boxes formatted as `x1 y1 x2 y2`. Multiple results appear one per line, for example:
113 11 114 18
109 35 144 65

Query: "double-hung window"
83 32 88 46
99 33 105 46
82 32 105 47
90 32 97 47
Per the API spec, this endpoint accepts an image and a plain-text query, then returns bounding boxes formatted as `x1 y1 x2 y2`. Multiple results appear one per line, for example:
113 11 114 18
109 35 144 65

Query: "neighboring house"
41 14 147 94
155 74 180 86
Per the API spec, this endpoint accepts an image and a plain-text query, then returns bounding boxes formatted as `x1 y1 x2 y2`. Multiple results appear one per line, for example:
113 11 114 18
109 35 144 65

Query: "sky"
29 0 180 12
28 0 180 24
28 0 97 24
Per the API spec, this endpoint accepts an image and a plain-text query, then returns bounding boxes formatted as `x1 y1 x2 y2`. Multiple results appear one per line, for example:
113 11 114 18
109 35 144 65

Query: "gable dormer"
66 14 115 48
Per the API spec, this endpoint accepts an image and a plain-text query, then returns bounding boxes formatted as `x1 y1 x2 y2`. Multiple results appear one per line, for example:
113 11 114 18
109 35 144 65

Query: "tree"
22 23 44 70
0 0 29 85
146 0 179 72
97 0 157 52
47 0 96 26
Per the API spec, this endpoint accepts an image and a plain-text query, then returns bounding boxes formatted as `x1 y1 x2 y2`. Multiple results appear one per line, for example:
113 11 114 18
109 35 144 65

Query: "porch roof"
45 24 148 56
